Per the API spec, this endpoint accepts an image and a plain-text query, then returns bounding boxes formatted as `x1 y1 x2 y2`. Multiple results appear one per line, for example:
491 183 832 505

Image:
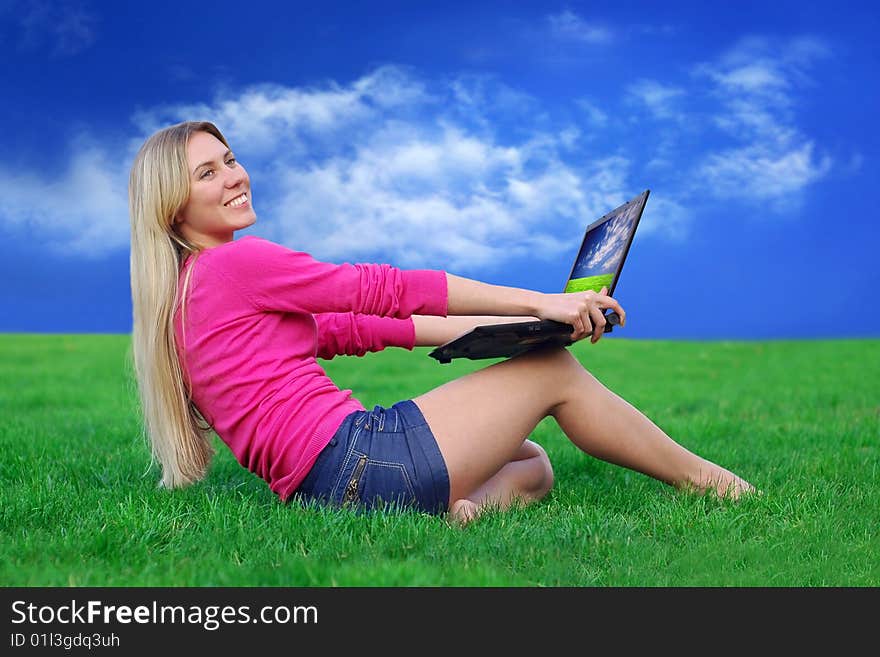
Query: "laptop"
428 189 649 363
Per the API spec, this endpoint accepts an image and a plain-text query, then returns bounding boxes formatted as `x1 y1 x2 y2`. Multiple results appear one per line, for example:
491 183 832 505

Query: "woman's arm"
445 273 543 317
411 315 540 347
314 313 415 359
444 272 626 344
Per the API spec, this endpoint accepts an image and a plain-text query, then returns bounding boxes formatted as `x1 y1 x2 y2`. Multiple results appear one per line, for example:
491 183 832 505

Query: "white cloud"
155 70 630 272
134 67 432 158
6 67 629 268
698 141 832 206
712 63 789 95
268 125 618 272
0 33 838 263
576 98 609 127
0 146 128 256
546 10 614 44
708 35 830 81
626 80 686 121
609 36 833 214
691 36 833 206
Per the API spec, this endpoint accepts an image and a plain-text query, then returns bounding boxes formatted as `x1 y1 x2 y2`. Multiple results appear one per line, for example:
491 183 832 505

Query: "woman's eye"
199 169 214 179
226 157 236 166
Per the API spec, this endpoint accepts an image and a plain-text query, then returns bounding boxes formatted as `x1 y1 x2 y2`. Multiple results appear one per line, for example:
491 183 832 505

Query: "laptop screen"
563 190 649 295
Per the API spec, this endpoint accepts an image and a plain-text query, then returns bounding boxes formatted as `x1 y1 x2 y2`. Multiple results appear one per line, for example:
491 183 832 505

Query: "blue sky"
1 0 877 339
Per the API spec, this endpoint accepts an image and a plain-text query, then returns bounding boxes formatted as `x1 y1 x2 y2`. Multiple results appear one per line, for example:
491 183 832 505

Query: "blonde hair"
128 121 230 488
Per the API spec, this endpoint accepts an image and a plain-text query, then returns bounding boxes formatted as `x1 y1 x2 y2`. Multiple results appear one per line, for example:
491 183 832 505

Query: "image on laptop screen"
563 195 645 294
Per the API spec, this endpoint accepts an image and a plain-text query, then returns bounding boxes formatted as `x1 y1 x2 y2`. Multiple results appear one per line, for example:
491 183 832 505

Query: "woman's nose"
225 166 247 188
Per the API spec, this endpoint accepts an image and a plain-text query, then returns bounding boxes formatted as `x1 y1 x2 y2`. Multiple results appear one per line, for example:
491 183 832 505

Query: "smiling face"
174 131 256 248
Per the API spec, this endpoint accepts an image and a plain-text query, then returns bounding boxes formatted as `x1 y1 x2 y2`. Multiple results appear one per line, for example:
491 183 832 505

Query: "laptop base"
428 312 620 364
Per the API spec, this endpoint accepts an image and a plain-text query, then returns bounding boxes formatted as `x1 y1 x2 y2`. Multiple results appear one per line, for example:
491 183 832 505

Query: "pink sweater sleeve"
314 313 415 360
209 236 447 318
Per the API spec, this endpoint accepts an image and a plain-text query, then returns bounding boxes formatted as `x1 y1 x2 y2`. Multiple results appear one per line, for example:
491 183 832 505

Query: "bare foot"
685 468 758 500
712 475 757 500
448 499 481 526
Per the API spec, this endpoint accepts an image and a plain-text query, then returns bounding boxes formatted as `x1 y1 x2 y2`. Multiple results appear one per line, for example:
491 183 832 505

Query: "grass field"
1 334 877 586
564 273 614 293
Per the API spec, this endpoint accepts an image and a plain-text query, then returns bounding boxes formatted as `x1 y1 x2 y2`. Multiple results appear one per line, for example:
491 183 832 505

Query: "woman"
129 121 754 525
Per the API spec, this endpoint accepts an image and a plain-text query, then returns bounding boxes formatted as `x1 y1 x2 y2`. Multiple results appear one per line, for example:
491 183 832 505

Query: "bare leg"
412 347 754 516
449 440 554 525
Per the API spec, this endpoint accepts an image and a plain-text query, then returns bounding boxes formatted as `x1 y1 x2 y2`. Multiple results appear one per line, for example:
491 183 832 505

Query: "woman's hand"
442 273 624 344
535 287 625 344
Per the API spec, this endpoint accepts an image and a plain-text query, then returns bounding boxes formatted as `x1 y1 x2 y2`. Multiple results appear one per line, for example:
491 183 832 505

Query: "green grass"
564 273 614 293
1 334 878 586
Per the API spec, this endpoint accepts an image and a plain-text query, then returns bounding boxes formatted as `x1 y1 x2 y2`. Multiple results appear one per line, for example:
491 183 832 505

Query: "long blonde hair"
128 121 230 488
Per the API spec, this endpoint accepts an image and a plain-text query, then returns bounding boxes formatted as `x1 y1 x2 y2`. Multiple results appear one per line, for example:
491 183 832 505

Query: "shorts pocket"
343 456 416 510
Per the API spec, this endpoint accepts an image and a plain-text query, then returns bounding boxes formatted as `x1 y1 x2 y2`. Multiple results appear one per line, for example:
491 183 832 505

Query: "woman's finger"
580 312 593 341
589 305 607 343
568 313 583 340
607 299 626 327
597 291 626 328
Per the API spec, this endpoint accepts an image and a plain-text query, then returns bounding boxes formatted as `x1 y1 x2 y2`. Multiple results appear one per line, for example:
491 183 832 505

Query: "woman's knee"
516 347 589 411
521 346 587 381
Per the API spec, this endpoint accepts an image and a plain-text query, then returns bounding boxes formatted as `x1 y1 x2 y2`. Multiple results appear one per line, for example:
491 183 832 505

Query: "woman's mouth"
224 192 249 208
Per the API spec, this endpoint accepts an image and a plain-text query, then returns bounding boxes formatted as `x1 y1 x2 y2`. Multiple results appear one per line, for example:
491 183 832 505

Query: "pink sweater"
173 236 448 501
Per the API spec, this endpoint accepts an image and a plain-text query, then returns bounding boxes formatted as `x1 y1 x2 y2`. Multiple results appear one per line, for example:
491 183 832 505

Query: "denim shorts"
293 400 450 515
